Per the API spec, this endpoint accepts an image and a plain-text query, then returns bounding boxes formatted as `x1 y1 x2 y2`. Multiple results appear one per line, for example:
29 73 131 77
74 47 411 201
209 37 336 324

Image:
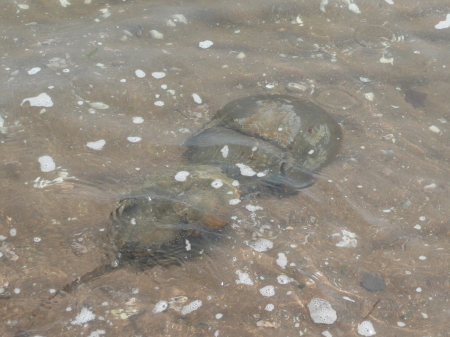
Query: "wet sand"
1 0 450 336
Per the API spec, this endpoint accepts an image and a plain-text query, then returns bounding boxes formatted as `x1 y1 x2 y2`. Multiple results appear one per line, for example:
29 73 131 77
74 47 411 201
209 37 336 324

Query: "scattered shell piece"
153 301 168 313
154 101 164 106
364 92 374 101
166 20 176 27
174 171 190 182
229 199 241 205
308 298 337 324
132 117 144 124
276 253 287 269
152 72 166 79
360 77 372 83
249 238 273 252
21 93 53 107
286 82 307 92
357 320 376 336
256 320 280 328
127 137 141 143
71 307 95 325
423 183 436 193
28 67 41 75
88 102 109 109
236 52 246 59
199 40 213 49
235 270 254 285
38 156 56 172
171 14 188 24
221 145 229 158
348 3 361 13
435 14 450 30
259 286 275 297
180 300 202 315
211 179 223 188
380 55 394 65
135 69 146 78
429 125 440 133
18 4 29 9
192 93 202 104
59 0 71 7
150 30 164 39
86 139 106 150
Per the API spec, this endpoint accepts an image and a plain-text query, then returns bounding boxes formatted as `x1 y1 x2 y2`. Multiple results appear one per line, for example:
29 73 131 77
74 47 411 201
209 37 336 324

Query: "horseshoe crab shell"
110 165 240 265
185 95 342 195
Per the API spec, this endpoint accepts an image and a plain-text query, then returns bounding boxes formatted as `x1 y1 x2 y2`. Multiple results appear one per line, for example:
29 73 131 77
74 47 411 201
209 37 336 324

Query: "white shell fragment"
308 298 337 325
21 93 53 107
435 14 450 30
150 30 164 39
171 14 188 24
132 117 144 124
86 139 106 150
28 67 41 75
59 0 71 7
364 92 374 101
154 101 164 106
153 301 168 314
235 163 257 176
135 69 146 78
175 171 190 181
199 40 214 49
259 286 275 297
127 137 141 143
211 179 223 188
38 156 56 172
88 102 109 109
235 270 254 285
152 72 166 79
249 238 273 252
429 125 440 133
357 320 376 336
221 145 229 158
180 300 202 315
192 93 202 104
348 3 361 13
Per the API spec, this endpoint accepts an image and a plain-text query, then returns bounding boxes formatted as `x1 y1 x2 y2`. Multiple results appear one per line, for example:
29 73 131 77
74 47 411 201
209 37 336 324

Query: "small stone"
360 273 386 292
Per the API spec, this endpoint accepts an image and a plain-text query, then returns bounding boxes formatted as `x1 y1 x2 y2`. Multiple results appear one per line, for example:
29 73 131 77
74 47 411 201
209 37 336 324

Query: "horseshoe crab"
61 165 240 293
185 95 342 196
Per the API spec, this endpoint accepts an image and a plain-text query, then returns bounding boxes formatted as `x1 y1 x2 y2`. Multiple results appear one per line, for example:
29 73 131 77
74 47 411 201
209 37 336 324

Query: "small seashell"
88 102 109 109
149 30 164 39
199 40 213 49
166 20 176 27
423 183 436 193
429 125 440 133
171 14 187 24
364 92 374 101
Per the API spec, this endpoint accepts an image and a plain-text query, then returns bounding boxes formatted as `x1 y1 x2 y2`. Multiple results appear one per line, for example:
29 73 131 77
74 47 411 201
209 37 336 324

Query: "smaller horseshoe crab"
185 95 342 196
61 165 240 293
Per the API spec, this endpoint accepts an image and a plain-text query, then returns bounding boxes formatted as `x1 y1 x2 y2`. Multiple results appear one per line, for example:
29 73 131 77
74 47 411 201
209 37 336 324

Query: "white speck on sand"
181 300 202 315
86 139 106 150
235 270 253 285
259 285 275 297
152 72 166 79
135 69 146 78
221 145 229 158
38 156 56 172
28 67 41 75
435 14 450 29
199 40 213 49
71 307 95 325
249 238 273 252
21 93 53 107
175 171 190 181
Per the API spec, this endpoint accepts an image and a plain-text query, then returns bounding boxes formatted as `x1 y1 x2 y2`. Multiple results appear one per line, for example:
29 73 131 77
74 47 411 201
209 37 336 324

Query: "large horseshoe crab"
185 94 343 196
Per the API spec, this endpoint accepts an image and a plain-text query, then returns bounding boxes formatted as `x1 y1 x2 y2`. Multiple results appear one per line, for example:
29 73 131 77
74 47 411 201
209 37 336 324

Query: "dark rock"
360 273 386 292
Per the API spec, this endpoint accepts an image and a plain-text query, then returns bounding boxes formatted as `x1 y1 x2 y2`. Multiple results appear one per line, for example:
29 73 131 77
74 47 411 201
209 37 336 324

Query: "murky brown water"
1 0 450 336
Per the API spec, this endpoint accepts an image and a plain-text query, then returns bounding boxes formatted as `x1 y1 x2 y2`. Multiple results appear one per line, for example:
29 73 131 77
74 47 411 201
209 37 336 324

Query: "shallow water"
1 0 450 336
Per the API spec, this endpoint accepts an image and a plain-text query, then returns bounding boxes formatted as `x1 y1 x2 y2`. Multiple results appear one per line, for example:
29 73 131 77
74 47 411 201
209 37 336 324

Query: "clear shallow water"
1 0 450 336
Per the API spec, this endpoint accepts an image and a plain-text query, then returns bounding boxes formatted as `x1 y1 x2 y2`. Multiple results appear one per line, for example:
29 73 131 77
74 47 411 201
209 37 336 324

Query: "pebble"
360 273 386 292
135 69 146 78
150 30 164 39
